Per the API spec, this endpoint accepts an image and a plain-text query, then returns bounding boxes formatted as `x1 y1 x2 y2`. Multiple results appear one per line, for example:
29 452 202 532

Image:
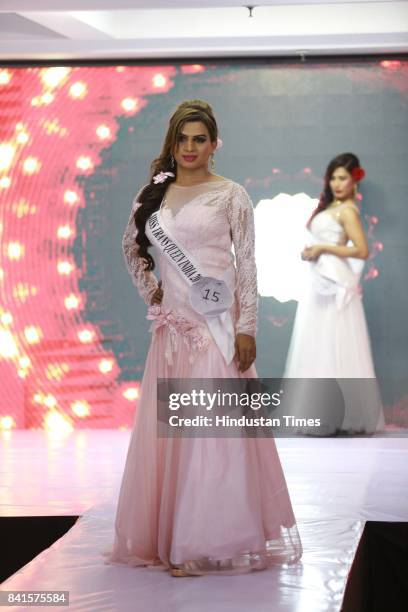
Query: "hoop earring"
210 154 215 170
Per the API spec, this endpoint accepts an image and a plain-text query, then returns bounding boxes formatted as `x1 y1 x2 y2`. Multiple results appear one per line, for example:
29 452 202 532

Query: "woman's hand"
150 280 163 305
234 333 256 373
301 245 324 261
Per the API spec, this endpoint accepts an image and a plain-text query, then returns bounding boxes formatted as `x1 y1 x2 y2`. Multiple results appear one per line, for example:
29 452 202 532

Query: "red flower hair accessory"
351 167 366 182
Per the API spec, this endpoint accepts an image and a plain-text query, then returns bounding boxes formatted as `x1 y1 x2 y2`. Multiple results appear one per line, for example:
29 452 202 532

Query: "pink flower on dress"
146 304 171 327
147 305 209 364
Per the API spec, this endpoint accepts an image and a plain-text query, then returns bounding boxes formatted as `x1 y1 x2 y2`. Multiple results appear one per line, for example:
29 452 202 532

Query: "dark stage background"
0 59 406 429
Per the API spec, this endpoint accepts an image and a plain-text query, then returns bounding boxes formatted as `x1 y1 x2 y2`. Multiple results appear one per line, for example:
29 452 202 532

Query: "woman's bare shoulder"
339 202 360 217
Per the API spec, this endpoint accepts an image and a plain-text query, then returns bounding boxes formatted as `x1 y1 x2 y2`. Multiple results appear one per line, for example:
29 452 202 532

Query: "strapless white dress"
284 205 385 434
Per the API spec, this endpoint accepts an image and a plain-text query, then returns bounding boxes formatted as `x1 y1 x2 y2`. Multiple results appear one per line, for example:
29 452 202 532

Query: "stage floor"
1 430 408 611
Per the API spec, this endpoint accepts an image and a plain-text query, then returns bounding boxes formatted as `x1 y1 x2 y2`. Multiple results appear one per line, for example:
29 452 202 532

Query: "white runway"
1 430 407 611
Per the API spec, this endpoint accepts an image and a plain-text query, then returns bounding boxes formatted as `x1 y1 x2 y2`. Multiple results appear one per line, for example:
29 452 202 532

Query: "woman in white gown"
106 100 302 576
284 153 384 434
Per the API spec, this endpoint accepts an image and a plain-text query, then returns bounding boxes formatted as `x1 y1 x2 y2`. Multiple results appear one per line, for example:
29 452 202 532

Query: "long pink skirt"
106 326 302 575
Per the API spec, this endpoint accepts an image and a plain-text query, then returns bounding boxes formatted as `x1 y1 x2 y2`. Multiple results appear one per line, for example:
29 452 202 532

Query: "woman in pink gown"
107 100 302 576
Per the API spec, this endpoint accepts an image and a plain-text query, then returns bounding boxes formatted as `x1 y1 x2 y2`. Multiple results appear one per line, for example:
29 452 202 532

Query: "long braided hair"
134 99 218 271
308 152 361 226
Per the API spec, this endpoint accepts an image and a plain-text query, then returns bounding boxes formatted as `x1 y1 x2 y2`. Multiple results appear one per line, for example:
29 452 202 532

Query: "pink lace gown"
106 179 302 574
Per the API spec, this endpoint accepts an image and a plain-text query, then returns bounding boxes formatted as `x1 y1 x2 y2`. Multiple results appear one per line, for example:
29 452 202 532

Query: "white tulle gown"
284 203 385 434
106 179 302 575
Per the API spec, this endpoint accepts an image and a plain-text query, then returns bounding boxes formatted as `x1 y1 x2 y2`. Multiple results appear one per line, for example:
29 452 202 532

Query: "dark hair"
308 152 361 225
133 99 218 270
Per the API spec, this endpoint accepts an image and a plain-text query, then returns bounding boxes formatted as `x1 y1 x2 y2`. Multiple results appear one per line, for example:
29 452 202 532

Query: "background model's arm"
321 207 369 259
304 206 369 261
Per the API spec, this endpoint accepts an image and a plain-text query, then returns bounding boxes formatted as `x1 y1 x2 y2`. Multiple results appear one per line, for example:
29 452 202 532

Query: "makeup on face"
173 121 215 169
330 167 354 198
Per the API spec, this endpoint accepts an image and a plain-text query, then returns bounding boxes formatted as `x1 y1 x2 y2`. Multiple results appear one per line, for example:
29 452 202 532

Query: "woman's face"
329 166 355 200
173 121 216 172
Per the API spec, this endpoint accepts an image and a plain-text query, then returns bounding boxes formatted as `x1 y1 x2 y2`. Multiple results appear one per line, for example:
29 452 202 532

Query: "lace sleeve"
122 190 159 306
227 183 258 337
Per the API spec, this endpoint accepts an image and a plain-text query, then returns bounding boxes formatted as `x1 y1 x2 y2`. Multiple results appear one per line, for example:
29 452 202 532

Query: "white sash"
147 209 235 365
311 254 363 310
